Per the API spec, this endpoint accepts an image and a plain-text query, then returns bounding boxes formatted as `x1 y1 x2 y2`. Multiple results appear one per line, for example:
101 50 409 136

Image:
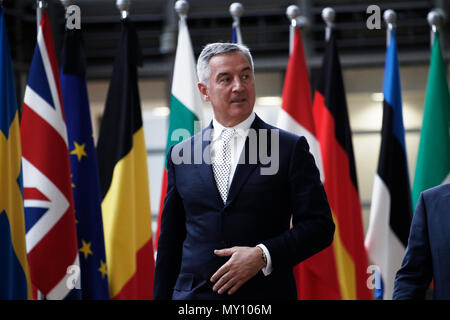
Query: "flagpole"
117 0 131 20
286 5 300 54
427 9 445 48
230 2 244 44
322 7 335 42
383 9 396 47
36 0 47 30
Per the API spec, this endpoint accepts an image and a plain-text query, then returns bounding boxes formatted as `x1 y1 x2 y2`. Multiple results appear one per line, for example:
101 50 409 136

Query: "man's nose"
231 77 244 92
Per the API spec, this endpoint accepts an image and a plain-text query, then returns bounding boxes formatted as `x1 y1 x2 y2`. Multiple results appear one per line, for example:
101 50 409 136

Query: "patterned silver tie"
212 128 236 204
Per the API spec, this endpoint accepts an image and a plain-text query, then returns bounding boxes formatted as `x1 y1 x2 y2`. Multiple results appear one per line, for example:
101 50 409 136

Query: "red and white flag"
277 27 323 180
277 27 338 300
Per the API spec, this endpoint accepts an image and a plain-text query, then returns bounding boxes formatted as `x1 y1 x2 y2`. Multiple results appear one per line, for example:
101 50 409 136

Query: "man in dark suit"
154 42 334 300
393 183 450 299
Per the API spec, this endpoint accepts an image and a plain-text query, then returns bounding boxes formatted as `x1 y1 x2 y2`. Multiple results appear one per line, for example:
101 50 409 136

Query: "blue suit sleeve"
392 192 432 300
262 136 335 270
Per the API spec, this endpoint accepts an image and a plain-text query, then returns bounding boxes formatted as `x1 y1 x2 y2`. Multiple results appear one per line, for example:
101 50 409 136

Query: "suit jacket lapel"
194 121 223 205
226 115 266 206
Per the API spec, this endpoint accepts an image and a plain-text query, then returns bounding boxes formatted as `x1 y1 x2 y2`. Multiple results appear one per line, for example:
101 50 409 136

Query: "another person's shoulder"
419 183 450 216
422 183 450 201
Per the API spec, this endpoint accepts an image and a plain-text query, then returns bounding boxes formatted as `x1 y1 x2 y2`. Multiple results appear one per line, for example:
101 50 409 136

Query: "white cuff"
256 244 273 276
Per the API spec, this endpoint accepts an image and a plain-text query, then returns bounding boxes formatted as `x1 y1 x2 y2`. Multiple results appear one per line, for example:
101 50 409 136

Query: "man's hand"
210 246 266 295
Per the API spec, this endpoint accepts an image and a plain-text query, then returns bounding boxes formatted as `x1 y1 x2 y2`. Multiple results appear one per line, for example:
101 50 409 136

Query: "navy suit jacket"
154 114 334 300
393 183 450 299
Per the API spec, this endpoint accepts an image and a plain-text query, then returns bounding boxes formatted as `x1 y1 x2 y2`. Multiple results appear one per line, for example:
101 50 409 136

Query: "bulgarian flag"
154 14 204 250
412 31 450 208
312 30 372 300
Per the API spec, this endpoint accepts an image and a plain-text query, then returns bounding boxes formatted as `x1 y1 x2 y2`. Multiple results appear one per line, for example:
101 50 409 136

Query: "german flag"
97 18 154 299
312 30 372 300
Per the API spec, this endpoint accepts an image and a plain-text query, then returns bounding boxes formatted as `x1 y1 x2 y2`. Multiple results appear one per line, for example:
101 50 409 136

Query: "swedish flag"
0 5 32 299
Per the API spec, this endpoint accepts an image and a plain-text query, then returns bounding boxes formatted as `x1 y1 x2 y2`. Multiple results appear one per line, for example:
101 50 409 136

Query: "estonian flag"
365 30 413 300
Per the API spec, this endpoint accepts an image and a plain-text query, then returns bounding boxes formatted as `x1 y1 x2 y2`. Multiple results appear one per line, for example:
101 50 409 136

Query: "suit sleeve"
262 136 335 270
392 192 432 300
154 146 186 300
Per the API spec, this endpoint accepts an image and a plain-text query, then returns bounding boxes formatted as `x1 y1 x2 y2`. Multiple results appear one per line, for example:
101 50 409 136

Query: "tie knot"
221 128 236 143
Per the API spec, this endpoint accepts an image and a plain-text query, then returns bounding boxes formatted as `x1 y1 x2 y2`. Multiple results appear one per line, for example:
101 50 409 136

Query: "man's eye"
219 77 230 83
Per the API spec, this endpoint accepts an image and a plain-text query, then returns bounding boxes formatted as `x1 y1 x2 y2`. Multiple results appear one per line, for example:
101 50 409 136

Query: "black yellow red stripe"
312 31 372 300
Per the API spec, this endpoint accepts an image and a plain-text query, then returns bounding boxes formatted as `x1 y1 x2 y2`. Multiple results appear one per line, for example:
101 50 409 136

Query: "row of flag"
1 4 154 299
278 23 450 299
1 3 449 300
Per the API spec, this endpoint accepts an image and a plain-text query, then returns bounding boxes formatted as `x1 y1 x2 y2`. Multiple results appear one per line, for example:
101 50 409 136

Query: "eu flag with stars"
60 28 109 299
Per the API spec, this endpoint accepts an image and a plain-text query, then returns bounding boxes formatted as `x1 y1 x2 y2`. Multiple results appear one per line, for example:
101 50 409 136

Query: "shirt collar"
212 112 255 141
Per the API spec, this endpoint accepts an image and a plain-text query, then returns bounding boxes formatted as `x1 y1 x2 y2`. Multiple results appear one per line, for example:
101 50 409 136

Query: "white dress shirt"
211 112 273 276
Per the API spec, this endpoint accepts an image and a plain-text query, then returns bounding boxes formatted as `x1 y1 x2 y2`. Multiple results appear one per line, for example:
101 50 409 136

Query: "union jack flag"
20 11 80 300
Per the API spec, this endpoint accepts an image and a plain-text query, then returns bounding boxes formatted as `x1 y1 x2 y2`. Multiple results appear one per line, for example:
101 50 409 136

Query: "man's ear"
197 83 209 101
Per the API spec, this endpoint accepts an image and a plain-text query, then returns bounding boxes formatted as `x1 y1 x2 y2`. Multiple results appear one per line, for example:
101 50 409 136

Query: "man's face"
198 52 255 127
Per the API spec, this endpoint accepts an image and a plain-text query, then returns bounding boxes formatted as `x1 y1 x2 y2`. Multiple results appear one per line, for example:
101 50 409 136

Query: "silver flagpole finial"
175 0 189 19
322 7 335 41
230 2 244 22
286 5 300 54
427 9 445 32
383 9 397 26
383 9 396 46
322 7 335 24
116 0 131 19
286 5 300 27
427 9 445 48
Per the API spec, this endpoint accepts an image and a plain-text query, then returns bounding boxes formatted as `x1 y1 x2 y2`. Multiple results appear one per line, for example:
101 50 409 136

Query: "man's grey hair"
196 42 254 85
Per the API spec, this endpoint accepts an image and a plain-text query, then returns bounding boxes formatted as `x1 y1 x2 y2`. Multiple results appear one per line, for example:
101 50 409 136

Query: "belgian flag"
97 18 155 299
312 30 372 300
